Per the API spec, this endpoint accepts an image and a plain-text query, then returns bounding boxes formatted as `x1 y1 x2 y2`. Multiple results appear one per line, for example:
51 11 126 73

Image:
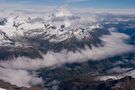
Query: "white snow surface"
0 88 7 90
0 12 101 45
99 69 135 81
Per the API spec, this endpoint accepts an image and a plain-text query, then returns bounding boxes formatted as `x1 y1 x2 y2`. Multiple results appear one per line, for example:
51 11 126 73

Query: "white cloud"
0 6 134 87
0 32 134 69
0 67 43 87
0 2 135 15
0 30 134 87
0 88 7 90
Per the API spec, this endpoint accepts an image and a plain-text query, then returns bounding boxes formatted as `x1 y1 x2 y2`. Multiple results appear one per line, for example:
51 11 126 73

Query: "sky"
0 0 135 9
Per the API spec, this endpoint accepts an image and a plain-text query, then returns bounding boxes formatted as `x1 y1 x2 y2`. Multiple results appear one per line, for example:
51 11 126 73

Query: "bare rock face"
0 18 7 25
58 76 135 90
0 46 42 60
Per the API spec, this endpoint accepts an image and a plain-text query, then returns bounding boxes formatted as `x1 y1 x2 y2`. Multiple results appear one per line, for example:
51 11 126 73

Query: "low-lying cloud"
0 1 134 89
0 31 134 87
0 67 43 87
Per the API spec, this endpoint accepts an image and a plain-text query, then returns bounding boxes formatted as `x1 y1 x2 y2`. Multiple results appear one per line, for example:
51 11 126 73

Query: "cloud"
0 2 135 15
0 30 134 87
0 7 134 87
0 31 134 69
0 67 43 87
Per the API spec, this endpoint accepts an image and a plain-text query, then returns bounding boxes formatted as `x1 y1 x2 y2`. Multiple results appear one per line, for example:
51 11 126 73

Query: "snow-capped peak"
0 31 13 46
0 11 103 49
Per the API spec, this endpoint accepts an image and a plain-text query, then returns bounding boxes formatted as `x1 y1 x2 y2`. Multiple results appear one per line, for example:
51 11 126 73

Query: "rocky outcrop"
59 76 135 90
0 46 42 60
0 18 7 25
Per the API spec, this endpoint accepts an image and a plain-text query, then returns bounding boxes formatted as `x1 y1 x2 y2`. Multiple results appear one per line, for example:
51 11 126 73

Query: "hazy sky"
0 0 135 9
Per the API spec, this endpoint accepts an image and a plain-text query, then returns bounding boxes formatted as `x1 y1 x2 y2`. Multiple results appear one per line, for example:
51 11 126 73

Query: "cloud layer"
0 31 134 87
0 6 134 87
0 67 43 87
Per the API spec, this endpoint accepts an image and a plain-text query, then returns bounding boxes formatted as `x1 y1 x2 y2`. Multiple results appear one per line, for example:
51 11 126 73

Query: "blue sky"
0 0 135 9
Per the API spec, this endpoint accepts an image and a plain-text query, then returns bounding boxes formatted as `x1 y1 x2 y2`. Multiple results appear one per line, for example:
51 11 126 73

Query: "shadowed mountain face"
22 27 110 53
0 10 134 90
0 18 7 25
59 76 135 90
0 46 42 60
0 24 110 60
0 13 111 60
0 79 43 90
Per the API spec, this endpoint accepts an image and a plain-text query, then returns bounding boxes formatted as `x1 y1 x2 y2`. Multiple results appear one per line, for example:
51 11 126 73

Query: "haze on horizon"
0 0 135 9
